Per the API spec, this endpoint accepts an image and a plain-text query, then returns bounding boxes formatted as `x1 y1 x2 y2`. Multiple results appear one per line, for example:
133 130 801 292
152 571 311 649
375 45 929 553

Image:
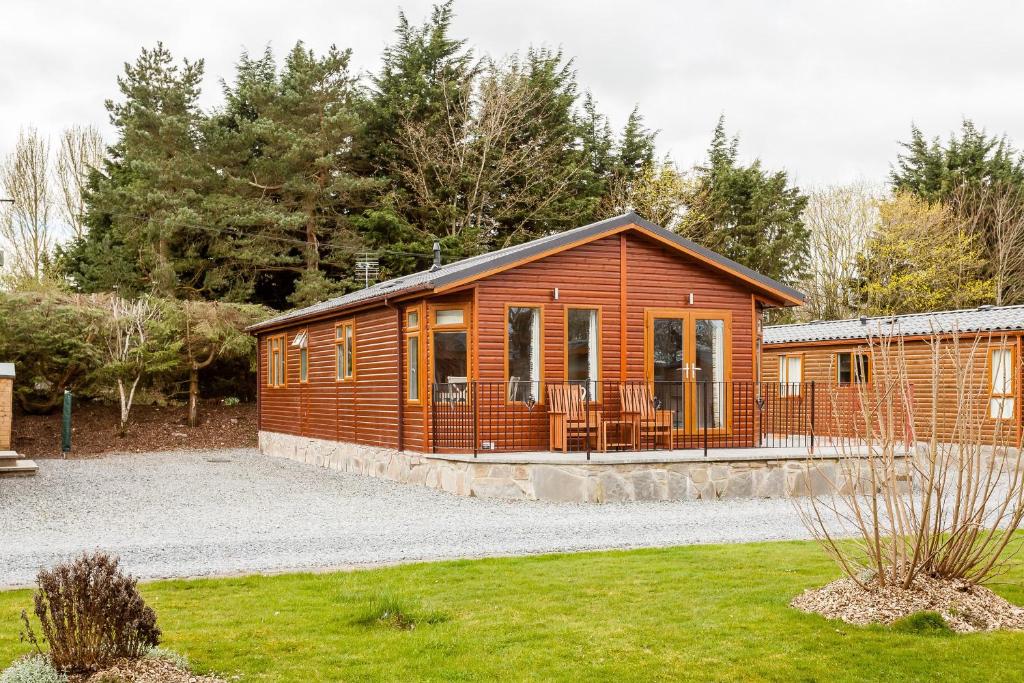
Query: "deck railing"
430 380 827 457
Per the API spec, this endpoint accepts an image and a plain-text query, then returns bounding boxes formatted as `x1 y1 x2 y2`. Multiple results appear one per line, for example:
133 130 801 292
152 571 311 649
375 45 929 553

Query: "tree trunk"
188 365 200 428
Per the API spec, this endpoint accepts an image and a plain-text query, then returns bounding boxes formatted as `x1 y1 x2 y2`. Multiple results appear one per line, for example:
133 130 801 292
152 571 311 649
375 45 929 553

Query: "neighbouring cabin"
250 213 807 458
0 362 38 477
763 306 1024 445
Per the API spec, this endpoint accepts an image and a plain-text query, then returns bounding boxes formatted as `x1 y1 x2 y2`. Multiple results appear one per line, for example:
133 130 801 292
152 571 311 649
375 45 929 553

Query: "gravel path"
0 449 817 587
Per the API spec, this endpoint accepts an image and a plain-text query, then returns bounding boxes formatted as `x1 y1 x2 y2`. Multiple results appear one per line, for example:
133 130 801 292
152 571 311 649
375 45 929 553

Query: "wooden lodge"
249 213 810 457
763 306 1024 445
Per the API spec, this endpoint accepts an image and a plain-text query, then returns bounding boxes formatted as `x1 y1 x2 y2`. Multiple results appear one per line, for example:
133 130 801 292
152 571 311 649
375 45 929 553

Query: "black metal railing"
430 380 822 457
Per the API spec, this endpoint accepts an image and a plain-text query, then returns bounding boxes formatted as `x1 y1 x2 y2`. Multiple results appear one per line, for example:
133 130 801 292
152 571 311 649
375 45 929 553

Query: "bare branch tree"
798 181 881 321
0 127 55 283
55 125 104 241
950 182 1024 306
397 56 581 245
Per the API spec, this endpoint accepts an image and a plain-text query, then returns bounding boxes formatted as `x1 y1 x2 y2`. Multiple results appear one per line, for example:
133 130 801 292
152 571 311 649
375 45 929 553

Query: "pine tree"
65 44 212 298
679 116 809 285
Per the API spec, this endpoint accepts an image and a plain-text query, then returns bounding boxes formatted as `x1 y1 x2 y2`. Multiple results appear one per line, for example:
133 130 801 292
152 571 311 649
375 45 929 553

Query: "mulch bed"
791 573 1024 633
69 657 227 682
12 401 257 459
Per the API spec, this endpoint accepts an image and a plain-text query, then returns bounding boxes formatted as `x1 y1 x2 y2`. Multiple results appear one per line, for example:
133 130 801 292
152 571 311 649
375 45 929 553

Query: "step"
0 450 18 460
0 459 38 477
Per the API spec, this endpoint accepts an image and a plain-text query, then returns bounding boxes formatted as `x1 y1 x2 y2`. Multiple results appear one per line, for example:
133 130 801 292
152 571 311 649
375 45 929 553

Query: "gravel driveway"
0 449 817 587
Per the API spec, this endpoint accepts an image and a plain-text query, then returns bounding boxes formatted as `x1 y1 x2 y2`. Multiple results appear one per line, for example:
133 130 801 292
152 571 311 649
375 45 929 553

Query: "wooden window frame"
296 329 309 384
504 303 545 406
564 306 602 403
405 304 425 405
266 333 286 389
835 351 870 385
429 302 472 404
779 353 803 397
988 345 1017 421
335 320 356 382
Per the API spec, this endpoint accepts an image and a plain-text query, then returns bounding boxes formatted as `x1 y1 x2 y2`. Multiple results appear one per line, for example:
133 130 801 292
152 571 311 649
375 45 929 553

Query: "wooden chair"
547 384 602 453
619 384 675 450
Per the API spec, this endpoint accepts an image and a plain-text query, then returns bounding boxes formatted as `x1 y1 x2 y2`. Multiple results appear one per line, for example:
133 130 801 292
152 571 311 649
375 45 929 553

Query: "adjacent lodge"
763 306 1024 445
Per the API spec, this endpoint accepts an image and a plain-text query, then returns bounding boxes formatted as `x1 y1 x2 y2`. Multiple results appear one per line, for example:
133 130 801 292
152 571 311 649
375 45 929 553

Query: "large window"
432 305 469 403
507 306 541 403
566 308 599 400
266 334 286 388
990 348 1016 420
292 330 309 383
694 318 726 429
335 321 355 381
779 354 802 397
836 352 869 385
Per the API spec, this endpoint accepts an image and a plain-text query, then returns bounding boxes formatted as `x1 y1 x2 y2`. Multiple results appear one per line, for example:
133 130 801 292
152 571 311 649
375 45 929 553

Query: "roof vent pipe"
431 240 442 271
859 316 868 325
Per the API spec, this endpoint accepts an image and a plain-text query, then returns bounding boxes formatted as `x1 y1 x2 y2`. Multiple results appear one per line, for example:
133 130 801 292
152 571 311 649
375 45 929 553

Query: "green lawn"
1 541 1021 682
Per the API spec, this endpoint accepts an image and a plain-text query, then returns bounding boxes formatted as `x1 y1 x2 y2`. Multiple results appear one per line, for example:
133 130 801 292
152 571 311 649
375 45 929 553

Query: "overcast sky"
2 0 1023 188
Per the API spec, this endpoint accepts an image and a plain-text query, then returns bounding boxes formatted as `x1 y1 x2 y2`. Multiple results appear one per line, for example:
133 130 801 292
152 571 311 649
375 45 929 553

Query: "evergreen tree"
206 43 376 307
679 116 809 285
63 44 213 298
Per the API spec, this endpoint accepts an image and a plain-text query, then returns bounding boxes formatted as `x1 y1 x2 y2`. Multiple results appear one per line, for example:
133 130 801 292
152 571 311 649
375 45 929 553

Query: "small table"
599 419 638 452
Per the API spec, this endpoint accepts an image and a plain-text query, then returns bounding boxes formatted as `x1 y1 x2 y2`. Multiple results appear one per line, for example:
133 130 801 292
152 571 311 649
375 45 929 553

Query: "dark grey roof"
765 305 1024 345
250 212 805 332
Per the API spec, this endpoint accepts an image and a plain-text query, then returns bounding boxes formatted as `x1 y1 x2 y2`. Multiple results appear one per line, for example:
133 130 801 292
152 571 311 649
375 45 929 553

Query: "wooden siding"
763 333 1024 444
258 306 400 449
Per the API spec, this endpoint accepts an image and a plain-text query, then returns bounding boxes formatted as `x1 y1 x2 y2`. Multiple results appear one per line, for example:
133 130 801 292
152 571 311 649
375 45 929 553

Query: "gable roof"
764 305 1024 345
250 212 805 332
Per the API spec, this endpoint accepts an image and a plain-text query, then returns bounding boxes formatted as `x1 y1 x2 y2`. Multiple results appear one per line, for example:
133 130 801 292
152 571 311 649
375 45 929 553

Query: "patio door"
644 309 731 434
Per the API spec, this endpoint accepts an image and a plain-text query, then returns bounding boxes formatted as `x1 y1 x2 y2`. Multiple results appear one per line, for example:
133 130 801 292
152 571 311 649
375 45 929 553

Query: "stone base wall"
259 431 902 503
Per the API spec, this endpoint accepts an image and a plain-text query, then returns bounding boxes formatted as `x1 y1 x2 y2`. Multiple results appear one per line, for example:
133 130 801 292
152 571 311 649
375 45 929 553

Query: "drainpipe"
386 297 404 453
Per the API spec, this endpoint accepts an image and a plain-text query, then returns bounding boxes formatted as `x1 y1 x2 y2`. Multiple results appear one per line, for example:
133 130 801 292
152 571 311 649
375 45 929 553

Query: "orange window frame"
564 306 601 403
335 320 356 381
835 351 870 385
405 304 425 404
988 346 1017 421
266 334 286 388
504 303 545 405
779 353 803 397
296 329 309 384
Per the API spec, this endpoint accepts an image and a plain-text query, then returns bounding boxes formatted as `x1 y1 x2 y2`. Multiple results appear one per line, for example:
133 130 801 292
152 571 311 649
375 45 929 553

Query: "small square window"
407 310 419 330
435 309 464 326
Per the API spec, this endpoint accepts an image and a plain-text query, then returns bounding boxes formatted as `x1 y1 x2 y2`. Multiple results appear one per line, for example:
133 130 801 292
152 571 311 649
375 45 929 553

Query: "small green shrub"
353 592 451 631
0 655 66 683
221 396 241 407
145 646 190 669
891 611 954 636
21 552 161 674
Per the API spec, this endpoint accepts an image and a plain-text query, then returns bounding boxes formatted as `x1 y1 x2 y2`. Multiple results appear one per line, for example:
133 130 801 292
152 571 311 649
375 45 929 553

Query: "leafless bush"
20 552 160 674
798 330 1024 589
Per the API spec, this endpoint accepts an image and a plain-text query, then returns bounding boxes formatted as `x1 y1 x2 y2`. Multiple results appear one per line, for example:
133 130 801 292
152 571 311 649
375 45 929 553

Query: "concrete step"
0 450 20 461
0 458 38 477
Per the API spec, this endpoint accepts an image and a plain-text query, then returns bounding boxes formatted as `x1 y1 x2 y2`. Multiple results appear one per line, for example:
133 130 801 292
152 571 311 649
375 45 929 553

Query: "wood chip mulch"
67 657 227 683
13 401 257 459
791 573 1024 633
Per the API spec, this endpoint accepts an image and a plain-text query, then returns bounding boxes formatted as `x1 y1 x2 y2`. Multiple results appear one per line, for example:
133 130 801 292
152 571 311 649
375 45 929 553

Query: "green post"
61 390 72 457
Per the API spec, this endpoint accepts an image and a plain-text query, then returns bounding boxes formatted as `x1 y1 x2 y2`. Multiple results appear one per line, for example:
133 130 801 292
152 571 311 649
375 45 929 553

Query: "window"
990 348 1016 420
406 307 422 403
266 334 286 388
507 306 541 403
566 308 599 400
292 330 309 383
435 308 464 326
779 354 802 397
335 321 355 380
836 352 869 385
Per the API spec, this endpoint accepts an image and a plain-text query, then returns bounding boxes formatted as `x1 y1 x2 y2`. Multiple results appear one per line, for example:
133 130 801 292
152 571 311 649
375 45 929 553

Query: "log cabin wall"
257 305 400 449
763 333 1024 444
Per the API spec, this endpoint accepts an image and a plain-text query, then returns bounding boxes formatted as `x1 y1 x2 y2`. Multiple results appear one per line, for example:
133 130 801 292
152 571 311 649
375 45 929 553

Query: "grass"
2 540 1022 682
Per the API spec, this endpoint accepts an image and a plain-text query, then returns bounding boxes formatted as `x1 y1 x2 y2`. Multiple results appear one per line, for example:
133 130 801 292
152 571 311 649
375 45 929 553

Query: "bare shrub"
798 330 1024 589
20 552 160 674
